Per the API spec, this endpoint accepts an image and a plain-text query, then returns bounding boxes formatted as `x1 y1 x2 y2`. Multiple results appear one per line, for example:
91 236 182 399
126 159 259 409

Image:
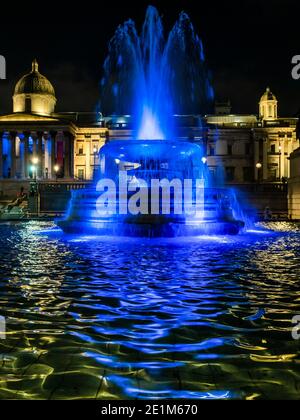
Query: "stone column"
23 131 30 178
86 139 91 180
37 132 44 178
70 134 74 178
50 131 57 179
0 132 3 179
254 139 260 181
287 139 293 178
63 131 73 179
262 139 268 180
32 135 37 157
280 143 285 180
10 131 17 178
19 137 25 180
44 134 50 179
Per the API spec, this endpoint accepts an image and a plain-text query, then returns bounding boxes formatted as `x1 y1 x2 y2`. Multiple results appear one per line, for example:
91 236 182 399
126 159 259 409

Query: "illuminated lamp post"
29 157 39 217
201 156 207 182
93 146 98 178
54 164 60 182
31 157 39 181
256 162 262 184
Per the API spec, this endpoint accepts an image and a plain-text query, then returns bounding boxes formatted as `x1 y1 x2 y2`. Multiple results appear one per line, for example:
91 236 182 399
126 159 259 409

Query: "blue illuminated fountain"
58 6 244 236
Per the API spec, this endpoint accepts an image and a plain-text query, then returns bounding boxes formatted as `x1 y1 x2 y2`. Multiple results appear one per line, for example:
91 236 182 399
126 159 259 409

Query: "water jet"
58 6 244 236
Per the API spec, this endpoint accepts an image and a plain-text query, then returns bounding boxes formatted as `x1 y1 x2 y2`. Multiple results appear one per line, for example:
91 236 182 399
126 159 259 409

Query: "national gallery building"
0 60 299 189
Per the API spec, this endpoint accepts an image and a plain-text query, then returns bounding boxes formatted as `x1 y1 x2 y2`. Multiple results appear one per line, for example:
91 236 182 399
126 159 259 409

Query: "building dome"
259 87 278 121
13 59 56 115
14 60 55 96
260 87 277 102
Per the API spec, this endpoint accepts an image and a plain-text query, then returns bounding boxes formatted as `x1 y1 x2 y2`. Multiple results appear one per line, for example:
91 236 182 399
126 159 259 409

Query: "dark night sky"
0 0 300 116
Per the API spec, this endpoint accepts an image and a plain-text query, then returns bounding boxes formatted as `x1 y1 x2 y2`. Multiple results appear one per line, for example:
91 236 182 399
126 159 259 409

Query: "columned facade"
10 132 17 178
50 131 57 179
0 61 299 188
0 128 75 180
23 132 30 179
73 127 108 180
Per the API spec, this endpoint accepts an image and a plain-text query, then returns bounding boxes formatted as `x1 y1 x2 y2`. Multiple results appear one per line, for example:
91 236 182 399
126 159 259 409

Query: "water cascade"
58 6 244 236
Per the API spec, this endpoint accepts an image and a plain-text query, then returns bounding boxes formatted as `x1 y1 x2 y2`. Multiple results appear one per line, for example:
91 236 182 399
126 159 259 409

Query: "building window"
243 167 253 182
78 147 84 155
227 144 233 155
78 169 84 180
245 143 251 155
270 144 276 154
268 105 273 117
268 169 277 181
209 146 215 156
225 167 235 182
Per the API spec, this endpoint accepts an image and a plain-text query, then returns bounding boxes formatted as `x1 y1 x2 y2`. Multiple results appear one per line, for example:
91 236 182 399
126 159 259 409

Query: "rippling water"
0 221 300 400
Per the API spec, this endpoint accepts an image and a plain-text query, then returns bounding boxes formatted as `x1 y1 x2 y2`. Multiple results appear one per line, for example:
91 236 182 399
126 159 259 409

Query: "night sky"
0 0 299 116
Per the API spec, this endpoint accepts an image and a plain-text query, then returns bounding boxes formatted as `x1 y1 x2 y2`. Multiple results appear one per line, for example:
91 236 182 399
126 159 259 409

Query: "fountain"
58 6 245 236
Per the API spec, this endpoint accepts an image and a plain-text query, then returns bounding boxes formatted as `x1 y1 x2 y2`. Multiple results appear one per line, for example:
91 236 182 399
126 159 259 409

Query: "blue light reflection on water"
0 221 300 399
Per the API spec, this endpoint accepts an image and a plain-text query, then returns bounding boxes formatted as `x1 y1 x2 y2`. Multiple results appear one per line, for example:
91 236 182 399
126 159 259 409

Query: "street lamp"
201 157 208 181
54 164 60 181
256 162 262 183
93 146 98 178
30 165 37 181
31 157 39 181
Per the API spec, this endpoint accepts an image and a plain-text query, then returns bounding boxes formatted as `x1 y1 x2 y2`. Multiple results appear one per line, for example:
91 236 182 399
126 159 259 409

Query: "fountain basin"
58 140 244 236
58 219 244 237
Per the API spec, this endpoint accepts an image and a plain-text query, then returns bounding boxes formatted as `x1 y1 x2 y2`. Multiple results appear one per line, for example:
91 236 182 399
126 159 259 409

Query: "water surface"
0 221 299 399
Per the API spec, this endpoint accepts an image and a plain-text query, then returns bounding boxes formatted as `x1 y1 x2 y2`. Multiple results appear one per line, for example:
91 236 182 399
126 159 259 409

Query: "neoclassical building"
205 88 299 183
0 60 299 190
0 60 108 183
